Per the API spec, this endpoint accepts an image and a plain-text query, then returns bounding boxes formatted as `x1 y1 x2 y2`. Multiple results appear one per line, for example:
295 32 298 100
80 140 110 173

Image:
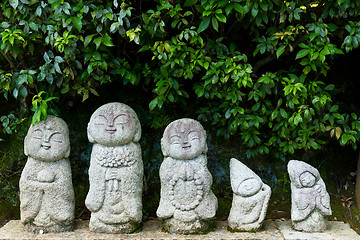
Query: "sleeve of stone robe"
120 143 143 223
194 155 218 220
45 159 75 224
256 184 271 223
19 158 43 223
85 148 106 212
157 157 176 219
314 180 332 216
291 184 316 222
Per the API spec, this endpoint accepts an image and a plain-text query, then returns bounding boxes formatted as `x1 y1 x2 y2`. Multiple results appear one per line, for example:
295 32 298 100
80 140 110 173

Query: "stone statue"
157 118 218 234
20 115 75 233
228 158 271 231
288 160 332 232
85 102 143 233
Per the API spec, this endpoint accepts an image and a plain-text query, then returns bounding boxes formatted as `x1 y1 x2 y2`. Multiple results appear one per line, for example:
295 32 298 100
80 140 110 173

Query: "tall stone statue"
288 160 332 232
85 102 143 233
228 158 271 231
20 116 75 233
157 118 218 234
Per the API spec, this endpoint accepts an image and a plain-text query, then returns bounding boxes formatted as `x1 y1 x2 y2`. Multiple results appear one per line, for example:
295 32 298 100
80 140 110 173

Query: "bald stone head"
87 102 141 146
24 115 70 162
161 118 207 160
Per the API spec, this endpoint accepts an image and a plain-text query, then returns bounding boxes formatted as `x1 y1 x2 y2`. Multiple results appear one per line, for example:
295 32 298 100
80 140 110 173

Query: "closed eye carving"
188 131 199 141
170 135 181 144
32 129 43 139
94 115 107 125
114 114 128 125
50 132 63 143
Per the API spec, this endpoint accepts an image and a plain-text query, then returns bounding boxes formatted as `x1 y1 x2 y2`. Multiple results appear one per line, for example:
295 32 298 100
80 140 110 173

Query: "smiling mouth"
182 146 191 149
41 145 51 150
105 128 117 134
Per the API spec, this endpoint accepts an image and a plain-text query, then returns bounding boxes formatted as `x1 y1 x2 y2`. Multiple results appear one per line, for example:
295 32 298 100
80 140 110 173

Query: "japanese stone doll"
288 160 332 232
228 158 271 231
157 118 218 234
20 115 75 233
85 102 143 233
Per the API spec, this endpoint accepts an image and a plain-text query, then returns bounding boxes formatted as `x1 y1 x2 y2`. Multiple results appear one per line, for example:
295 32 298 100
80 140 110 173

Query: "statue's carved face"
24 116 70 162
299 171 316 187
164 121 206 160
237 178 262 197
88 103 140 146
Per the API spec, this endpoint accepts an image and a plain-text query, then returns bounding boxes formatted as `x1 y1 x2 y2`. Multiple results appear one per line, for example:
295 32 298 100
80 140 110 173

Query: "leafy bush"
1 0 360 159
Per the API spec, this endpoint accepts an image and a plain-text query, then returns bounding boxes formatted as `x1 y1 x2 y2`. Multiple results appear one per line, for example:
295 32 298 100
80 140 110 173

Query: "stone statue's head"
24 115 70 162
161 118 207 160
87 102 141 146
237 178 263 197
288 160 320 188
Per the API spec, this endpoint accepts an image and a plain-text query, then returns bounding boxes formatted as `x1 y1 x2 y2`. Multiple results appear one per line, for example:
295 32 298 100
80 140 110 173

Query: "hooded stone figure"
288 160 332 232
228 158 271 231
20 115 75 233
85 102 143 233
157 118 218 234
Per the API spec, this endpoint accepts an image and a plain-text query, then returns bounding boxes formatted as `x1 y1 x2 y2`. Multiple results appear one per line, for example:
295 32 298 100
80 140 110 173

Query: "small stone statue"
20 116 75 233
288 160 332 232
228 158 271 231
85 102 143 233
157 118 218 234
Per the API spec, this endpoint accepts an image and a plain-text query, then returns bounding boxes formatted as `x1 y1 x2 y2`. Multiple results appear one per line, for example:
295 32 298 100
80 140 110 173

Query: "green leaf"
295 49 309 59
55 56 65 63
94 37 102 49
325 84 335 91
330 105 339 112
35 6 42 16
29 22 38 31
276 45 286 58
280 108 288 118
184 0 198 7
199 17 210 33
84 34 95 47
211 17 218 31
71 17 82 32
215 14 226 23
103 34 114 47
10 0 19 9
149 98 158 110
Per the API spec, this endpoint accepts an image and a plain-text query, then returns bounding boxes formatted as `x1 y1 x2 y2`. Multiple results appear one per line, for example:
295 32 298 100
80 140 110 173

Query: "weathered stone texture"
85 102 143 233
157 118 218 234
288 160 332 232
20 115 75 233
228 158 271 231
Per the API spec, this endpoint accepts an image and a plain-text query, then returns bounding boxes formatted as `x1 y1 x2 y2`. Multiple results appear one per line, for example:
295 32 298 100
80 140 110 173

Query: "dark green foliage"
1 0 360 160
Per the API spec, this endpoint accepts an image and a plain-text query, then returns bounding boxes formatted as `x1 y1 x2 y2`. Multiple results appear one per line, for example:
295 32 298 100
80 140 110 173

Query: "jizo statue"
20 116 75 233
85 102 143 233
157 118 218 234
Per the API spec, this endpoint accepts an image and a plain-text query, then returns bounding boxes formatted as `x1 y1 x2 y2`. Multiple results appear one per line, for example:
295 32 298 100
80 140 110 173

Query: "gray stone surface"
85 103 143 233
276 220 360 240
20 116 75 233
228 158 271 231
287 160 332 232
1 220 359 239
0 219 283 239
157 118 218 234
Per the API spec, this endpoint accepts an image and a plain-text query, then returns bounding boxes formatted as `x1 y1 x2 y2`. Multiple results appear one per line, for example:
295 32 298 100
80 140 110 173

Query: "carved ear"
24 143 28 156
65 147 70 158
203 143 208 154
133 126 141 143
24 136 29 156
87 124 95 143
161 137 169 157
